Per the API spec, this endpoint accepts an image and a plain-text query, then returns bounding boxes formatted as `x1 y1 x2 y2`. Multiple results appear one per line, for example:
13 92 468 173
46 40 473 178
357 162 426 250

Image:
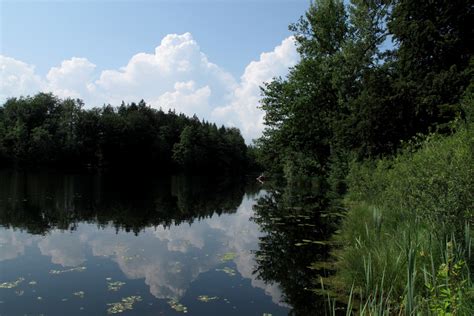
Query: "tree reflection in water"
251 182 340 315
0 169 251 235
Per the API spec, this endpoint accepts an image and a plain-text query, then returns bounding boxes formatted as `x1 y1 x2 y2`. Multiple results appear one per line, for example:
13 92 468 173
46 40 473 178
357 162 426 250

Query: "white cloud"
92 32 237 110
0 55 44 100
46 57 96 100
38 231 87 267
0 229 38 262
211 36 298 142
155 81 212 119
0 33 298 142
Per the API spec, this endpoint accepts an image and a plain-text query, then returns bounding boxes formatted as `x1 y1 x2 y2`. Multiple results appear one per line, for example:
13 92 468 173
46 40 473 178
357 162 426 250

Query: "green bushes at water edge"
325 123 474 314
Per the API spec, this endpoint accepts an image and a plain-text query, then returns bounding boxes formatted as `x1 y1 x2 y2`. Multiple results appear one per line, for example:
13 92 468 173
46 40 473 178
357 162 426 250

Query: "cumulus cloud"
0 229 38 262
0 55 44 100
46 57 96 99
212 36 298 141
92 32 236 110
155 81 212 119
0 33 298 142
38 231 87 267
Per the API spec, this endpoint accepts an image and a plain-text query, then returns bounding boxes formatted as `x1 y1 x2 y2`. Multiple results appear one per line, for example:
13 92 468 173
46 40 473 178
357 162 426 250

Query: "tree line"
255 0 472 192
0 94 252 173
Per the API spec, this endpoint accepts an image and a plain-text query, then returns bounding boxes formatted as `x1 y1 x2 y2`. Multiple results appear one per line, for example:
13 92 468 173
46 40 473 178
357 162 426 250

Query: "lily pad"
73 291 85 298
197 295 219 302
294 243 306 247
107 296 142 314
215 267 236 276
50 266 86 275
168 299 188 313
107 280 126 292
0 277 25 289
219 252 237 262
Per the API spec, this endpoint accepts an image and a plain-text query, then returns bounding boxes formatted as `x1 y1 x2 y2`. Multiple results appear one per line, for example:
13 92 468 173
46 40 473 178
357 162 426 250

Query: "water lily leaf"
73 291 85 298
107 280 126 292
50 266 86 275
215 267 236 276
107 296 142 314
219 252 237 262
167 299 188 313
0 277 25 289
197 295 219 302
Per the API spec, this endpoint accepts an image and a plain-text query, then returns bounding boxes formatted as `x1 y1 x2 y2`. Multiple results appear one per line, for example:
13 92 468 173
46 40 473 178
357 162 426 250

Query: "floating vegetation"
73 291 85 298
215 267 236 276
15 290 24 296
28 280 37 285
62 298 68 302
263 313 273 316
295 239 327 247
107 296 142 314
50 266 86 275
219 252 237 262
294 243 307 247
121 254 141 262
107 280 126 292
0 277 25 289
197 295 219 303
168 299 188 313
37 296 43 300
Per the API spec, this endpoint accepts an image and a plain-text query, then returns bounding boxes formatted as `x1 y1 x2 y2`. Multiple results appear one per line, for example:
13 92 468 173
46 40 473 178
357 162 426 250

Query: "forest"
0 94 251 173
253 0 473 314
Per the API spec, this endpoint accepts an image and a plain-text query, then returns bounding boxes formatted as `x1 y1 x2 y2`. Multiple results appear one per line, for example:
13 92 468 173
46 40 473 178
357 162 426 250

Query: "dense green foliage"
256 0 473 192
328 123 473 314
0 94 249 173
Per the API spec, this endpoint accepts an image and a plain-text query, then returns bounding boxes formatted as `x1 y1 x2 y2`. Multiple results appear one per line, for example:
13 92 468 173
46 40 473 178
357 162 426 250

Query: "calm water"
0 170 331 315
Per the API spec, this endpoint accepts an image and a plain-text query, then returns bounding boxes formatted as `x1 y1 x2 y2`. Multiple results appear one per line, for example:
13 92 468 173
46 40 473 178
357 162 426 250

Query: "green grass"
323 123 474 315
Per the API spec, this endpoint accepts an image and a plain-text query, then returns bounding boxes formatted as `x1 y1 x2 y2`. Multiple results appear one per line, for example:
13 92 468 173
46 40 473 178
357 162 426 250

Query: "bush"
327 123 474 314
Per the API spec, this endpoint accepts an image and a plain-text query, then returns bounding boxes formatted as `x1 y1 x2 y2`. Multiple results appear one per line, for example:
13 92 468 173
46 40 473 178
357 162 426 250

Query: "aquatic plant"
107 296 142 314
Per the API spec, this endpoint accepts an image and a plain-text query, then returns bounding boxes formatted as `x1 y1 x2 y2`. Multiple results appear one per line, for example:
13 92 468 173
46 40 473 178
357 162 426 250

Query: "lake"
0 169 330 315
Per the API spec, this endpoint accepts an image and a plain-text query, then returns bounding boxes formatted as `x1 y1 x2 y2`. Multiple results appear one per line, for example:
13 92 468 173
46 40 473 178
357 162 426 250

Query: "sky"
0 0 311 142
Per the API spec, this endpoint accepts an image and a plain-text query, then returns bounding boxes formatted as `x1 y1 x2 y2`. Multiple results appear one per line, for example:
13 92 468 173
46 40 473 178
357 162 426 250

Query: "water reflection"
251 182 338 315
0 170 287 315
0 169 248 234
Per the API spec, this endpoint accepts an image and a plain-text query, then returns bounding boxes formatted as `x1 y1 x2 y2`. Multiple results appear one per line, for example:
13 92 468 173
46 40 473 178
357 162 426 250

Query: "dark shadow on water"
251 180 342 315
0 169 251 235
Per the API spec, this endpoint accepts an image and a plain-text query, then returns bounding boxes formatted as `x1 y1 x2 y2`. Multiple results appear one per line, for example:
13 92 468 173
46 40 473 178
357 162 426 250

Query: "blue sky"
1 0 311 142
1 0 309 77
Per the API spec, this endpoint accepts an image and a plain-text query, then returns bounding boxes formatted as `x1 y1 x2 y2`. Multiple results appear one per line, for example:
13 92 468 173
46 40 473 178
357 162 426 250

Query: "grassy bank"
325 123 474 314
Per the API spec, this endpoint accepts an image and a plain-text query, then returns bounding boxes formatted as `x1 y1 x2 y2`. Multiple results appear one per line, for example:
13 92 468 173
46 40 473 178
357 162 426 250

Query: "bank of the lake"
323 123 474 314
